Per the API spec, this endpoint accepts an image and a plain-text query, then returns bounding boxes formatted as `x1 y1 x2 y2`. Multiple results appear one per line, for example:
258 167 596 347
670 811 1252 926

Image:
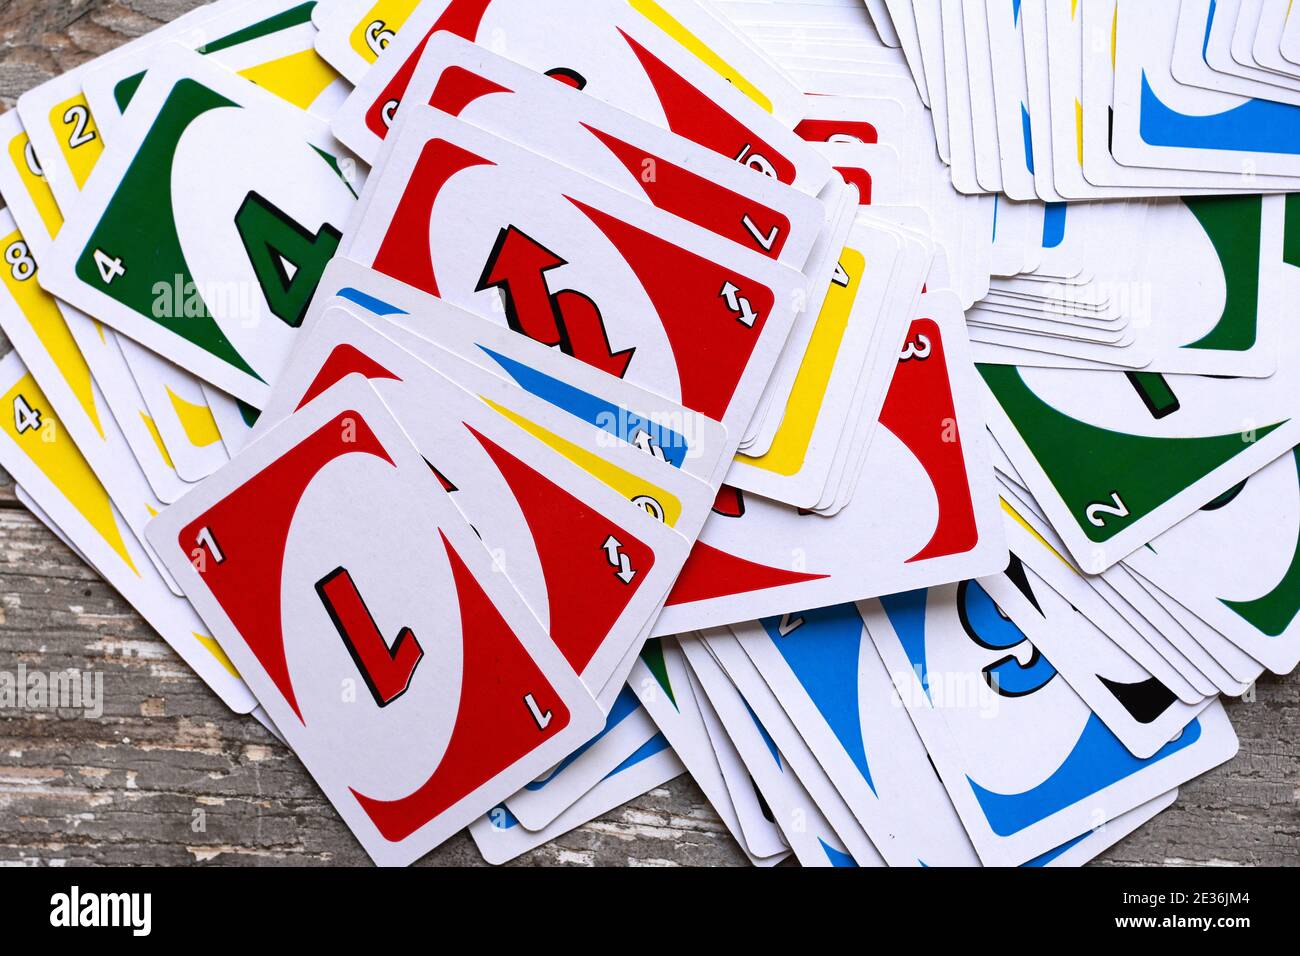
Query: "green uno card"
980 194 1300 574
1124 193 1285 378
1127 446 1300 675
41 44 358 407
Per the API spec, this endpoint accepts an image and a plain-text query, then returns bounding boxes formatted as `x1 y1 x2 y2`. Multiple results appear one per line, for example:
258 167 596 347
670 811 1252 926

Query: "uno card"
655 290 1005 634
40 45 360 407
259 307 695 701
331 0 830 193
147 375 604 866
334 31 827 267
863 584 1239 866
343 108 806 448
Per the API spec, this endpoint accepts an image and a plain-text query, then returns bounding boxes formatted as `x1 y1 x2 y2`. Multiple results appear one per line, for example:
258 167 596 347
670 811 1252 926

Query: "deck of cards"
0 0 1290 867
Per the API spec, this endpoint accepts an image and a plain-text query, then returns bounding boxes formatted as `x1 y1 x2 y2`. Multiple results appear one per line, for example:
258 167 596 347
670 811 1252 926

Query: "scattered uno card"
656 291 1006 634
342 107 807 451
41 45 360 407
863 586 1238 867
0 0 1282 868
147 376 604 866
258 306 700 705
330 0 832 192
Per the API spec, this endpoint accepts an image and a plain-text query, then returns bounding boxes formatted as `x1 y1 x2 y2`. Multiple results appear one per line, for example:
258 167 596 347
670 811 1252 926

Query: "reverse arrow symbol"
632 429 667 462
476 225 634 377
602 535 638 585
721 281 759 328
475 225 567 347
554 289 636 378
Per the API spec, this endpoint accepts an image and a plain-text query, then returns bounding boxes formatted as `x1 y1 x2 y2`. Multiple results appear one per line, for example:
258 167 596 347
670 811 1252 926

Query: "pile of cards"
916 0 1300 199
875 0 1279 370
0 0 1284 868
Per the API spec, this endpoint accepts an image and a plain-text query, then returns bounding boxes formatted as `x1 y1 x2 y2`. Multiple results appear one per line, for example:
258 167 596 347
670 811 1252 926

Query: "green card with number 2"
980 194 1300 575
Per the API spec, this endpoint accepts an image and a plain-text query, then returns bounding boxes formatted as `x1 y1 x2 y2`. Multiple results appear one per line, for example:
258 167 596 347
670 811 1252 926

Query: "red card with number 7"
148 375 603 866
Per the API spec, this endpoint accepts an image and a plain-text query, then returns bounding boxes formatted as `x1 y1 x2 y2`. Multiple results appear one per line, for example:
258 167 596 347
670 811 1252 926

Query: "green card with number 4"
40 43 360 407
980 194 1300 575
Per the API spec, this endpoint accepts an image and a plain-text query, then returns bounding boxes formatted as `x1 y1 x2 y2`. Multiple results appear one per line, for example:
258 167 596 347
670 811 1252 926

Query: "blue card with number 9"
862 584 1238 866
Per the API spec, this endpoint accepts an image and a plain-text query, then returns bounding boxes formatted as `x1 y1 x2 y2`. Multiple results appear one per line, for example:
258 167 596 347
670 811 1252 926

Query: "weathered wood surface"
0 0 1295 868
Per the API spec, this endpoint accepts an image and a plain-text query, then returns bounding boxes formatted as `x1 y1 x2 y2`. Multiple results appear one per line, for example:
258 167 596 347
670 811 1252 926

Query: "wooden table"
0 0 1295 867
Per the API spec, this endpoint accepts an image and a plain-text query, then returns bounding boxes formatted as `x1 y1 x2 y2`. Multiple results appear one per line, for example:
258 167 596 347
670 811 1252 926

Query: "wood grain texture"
0 0 1295 868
